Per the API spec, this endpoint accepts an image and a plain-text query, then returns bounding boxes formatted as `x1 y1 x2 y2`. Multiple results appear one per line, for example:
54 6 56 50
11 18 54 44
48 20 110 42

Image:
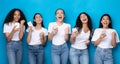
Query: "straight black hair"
33 13 44 27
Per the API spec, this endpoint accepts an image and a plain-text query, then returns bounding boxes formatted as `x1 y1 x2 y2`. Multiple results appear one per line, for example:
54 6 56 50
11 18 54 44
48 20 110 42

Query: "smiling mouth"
103 22 108 25
58 16 62 19
83 19 87 21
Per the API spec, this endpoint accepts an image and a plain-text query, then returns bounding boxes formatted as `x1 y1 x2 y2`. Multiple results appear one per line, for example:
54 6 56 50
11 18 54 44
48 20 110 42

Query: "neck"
12 21 17 24
82 23 88 28
103 27 109 29
56 21 63 26
35 23 42 29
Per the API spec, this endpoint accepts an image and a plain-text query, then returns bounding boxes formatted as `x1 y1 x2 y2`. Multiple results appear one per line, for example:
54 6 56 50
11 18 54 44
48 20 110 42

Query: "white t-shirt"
3 22 24 41
91 28 120 49
71 28 90 49
48 22 71 45
26 27 48 45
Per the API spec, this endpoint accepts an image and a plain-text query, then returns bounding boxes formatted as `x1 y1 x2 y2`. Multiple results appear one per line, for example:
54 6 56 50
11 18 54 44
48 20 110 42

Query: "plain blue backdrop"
0 0 120 64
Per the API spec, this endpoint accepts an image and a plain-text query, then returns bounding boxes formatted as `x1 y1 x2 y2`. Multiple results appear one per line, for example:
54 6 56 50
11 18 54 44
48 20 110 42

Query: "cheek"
107 20 110 24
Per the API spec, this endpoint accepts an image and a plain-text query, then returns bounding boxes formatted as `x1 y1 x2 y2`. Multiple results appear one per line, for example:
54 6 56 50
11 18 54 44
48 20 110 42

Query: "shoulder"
64 23 71 27
94 28 101 32
49 22 56 25
42 28 47 31
109 28 117 32
4 22 11 27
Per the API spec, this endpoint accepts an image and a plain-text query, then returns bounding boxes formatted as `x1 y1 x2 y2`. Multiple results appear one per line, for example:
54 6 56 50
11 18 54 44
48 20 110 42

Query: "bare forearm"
70 36 76 44
41 37 46 45
19 25 24 39
94 37 102 46
111 35 116 47
27 31 32 43
65 34 69 41
7 31 15 41
48 33 54 41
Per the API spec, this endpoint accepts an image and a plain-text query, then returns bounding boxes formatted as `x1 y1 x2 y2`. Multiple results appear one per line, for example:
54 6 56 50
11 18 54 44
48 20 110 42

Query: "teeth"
58 17 62 19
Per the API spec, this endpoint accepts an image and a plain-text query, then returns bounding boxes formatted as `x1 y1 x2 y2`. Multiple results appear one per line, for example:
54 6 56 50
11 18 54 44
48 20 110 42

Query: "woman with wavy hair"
3 8 27 64
70 12 93 64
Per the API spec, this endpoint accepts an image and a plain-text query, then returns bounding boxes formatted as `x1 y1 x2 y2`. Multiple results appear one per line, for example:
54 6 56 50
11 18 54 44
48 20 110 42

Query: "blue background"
0 0 120 64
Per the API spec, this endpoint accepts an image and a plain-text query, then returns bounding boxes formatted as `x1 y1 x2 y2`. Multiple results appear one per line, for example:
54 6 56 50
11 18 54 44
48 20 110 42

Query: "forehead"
56 9 64 13
35 14 41 17
102 16 109 19
80 13 87 16
14 10 20 14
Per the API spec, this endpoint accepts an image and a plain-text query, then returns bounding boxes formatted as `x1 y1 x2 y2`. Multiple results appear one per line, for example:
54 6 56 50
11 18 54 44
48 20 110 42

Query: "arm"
111 32 116 47
19 20 25 40
5 26 18 41
40 32 47 45
48 28 58 41
27 26 32 43
94 33 106 46
70 35 76 44
70 31 78 44
64 26 70 41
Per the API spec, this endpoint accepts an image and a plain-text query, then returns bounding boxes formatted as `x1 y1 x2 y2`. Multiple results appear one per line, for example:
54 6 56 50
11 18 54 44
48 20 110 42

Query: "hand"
13 25 19 32
52 28 58 35
65 26 69 35
71 31 78 38
40 32 44 39
28 26 33 32
20 20 25 25
99 33 106 39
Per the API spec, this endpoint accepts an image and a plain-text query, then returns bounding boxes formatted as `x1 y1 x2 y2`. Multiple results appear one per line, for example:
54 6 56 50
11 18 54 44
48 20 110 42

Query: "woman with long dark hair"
27 13 48 64
69 12 92 64
48 8 71 64
3 8 27 64
92 14 120 64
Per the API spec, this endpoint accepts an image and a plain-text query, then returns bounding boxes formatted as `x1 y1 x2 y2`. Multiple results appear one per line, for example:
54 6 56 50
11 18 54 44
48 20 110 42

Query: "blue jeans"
94 47 113 64
7 40 22 64
28 45 44 64
51 43 69 64
69 47 89 64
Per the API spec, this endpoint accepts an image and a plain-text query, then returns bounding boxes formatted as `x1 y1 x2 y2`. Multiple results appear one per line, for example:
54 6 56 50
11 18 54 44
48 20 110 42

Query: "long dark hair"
99 14 112 28
3 8 27 28
33 13 44 27
75 12 92 33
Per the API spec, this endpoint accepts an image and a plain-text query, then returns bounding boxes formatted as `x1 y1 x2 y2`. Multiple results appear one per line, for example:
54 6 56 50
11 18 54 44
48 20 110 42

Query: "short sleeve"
3 24 10 33
48 23 53 33
113 30 120 43
91 29 100 42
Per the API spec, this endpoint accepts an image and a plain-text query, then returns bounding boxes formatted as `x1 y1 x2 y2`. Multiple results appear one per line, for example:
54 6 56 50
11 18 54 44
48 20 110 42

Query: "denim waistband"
97 47 112 52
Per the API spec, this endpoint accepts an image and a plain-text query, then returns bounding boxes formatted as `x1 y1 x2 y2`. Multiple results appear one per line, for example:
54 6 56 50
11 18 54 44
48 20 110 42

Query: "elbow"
41 39 46 45
42 41 46 45
112 43 116 47
19 35 23 40
6 37 11 42
48 36 52 41
27 39 30 43
7 39 11 42
94 42 98 46
70 39 75 44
